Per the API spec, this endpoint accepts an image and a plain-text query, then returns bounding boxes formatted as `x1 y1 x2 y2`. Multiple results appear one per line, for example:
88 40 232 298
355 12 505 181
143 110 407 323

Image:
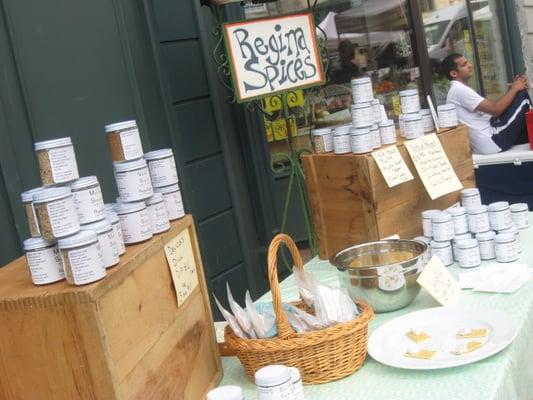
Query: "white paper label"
115 167 153 202
350 133 373 154
323 134 333 152
378 264 406 291
333 135 351 154
98 231 120 268
457 246 481 268
67 243 106 285
149 202 170 233
111 221 126 255
371 146 414 188
256 381 293 400
488 210 512 231
380 125 397 144
431 246 453 266
467 213 490 233
118 209 153 244
352 82 373 103
451 214 469 235
48 146 79 183
26 247 65 284
72 186 105 224
400 94 421 114
417 256 461 307
432 220 454 242
495 241 518 262
352 107 374 128
147 157 179 187
119 127 143 160
478 240 495 260
164 190 185 220
47 197 80 238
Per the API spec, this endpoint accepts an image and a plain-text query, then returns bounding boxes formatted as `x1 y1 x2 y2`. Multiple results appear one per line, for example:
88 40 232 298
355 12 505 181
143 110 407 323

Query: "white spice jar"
113 158 154 202
488 201 512 231
80 219 120 268
370 124 381 149
23 237 65 285
105 210 126 255
311 128 333 154
332 125 352 154
70 176 105 224
350 127 373 154
421 209 440 237
452 232 472 261
21 187 45 237
461 188 482 210
431 211 454 241
34 137 80 185
105 120 144 162
476 230 496 260
494 233 518 263
351 76 373 103
144 148 179 188
402 113 424 139
399 89 420 114
351 102 374 128
289 367 305 400
255 365 293 400
58 231 106 286
371 99 382 124
447 206 469 235
33 187 80 241
154 183 185 221
437 104 458 128
114 201 153 244
467 205 490 233
510 203 529 229
430 240 453 266
456 238 481 268
420 109 435 133
398 114 406 137
379 120 397 144
206 386 244 400
499 226 522 254
146 193 170 234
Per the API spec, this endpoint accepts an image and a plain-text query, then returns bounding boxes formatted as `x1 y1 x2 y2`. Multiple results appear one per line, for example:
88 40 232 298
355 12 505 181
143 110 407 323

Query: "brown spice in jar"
60 248 76 284
34 202 55 240
23 203 40 237
313 136 327 154
36 149 54 186
107 131 126 162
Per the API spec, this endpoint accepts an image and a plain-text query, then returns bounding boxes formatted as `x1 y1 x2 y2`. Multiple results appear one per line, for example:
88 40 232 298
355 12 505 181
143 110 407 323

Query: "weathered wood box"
0 215 221 400
302 125 476 259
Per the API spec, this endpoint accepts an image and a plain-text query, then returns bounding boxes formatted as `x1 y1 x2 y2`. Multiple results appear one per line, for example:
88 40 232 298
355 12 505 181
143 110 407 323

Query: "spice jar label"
116 168 153 201
67 243 106 285
48 147 80 183
119 209 152 243
120 128 143 160
73 187 105 224
27 247 65 284
148 157 178 187
46 199 80 238
164 191 185 220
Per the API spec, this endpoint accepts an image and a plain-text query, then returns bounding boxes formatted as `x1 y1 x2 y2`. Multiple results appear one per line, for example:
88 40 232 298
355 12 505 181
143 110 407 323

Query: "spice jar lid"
476 231 495 241
105 120 137 132
351 76 371 85
80 219 112 234
452 233 472 243
461 188 480 197
206 386 244 400
431 211 452 223
379 119 394 127
447 206 466 217
105 210 119 224
370 124 379 131
351 127 370 135
70 176 99 191
510 203 529 213
332 124 352 136
403 113 422 121
351 101 372 110
311 128 331 136
146 193 164 205
144 148 173 161
104 203 116 212
498 226 517 234
494 233 515 243
154 183 180 195
113 158 148 173
33 187 72 204
438 104 456 111
422 209 440 219
399 89 418 97
254 365 291 387
58 230 98 249
23 237 56 251
430 240 450 248
114 201 146 215
456 238 478 249
21 187 45 202
419 108 431 115
488 201 509 212
34 137 73 151
467 205 488 215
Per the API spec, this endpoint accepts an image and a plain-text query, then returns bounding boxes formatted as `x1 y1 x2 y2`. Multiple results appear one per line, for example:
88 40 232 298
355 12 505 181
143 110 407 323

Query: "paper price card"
164 229 199 306
404 133 463 199
372 146 414 188
417 256 461 307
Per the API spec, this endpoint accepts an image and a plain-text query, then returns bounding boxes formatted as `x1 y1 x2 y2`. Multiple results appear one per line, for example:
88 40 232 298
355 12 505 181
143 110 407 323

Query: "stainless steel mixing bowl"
330 240 430 313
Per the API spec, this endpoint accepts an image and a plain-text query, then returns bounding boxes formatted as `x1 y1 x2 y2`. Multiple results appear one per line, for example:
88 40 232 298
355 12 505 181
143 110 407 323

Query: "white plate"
367 307 518 370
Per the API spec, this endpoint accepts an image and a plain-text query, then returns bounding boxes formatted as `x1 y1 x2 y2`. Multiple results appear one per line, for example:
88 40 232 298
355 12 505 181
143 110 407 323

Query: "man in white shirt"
442 53 530 154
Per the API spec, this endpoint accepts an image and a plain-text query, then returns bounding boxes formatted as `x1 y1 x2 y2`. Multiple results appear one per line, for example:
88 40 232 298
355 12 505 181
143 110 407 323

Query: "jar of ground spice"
114 201 153 244
154 183 185 221
34 137 80 185
21 187 45 237
23 237 65 285
113 158 153 202
144 149 179 188
80 219 120 268
70 176 105 224
33 187 80 241
105 210 126 255
105 120 144 162
145 193 170 234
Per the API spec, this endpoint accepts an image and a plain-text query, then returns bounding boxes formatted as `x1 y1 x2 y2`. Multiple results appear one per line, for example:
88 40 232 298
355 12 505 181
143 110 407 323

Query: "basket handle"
267 234 304 340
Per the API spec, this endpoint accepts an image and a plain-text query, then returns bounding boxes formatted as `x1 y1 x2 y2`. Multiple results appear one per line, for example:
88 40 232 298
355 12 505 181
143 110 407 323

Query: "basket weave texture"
224 234 374 384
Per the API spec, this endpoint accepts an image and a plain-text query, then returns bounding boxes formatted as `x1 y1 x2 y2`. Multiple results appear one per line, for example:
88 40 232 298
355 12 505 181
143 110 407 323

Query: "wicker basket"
224 234 374 384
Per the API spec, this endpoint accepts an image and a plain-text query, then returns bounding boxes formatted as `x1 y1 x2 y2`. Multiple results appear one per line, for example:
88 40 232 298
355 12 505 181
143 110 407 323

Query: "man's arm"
475 75 528 117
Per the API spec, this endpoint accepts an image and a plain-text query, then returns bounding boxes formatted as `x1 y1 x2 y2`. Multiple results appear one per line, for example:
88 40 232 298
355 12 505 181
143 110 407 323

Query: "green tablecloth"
219 218 533 400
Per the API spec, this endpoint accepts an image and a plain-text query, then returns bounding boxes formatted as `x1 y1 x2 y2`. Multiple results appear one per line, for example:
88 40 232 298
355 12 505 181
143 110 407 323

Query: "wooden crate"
0 215 221 400
302 126 476 259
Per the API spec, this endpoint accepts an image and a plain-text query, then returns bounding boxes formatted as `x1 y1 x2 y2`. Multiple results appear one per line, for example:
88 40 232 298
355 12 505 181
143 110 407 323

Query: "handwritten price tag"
164 229 199 306
404 133 463 199
372 146 414 187
417 256 461 307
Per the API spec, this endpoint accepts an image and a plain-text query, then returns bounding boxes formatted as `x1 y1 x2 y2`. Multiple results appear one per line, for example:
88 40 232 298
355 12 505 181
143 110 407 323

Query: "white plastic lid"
144 148 173 161
311 128 331 136
332 124 352 136
57 230 98 249
430 240 450 248
105 210 119 224
351 127 370 135
154 183 180 195
113 158 148 173
370 124 379 131
510 203 529 213
114 201 146 215
146 193 164 205
104 203 116 212
399 89 418 97
379 119 394 127
403 113 422 121
33 187 72 204
23 237 56 251
494 233 515 243
452 232 472 242
499 226 518 234
476 231 495 241
431 211 452 223
419 108 431 115
351 101 372 110
34 137 72 151
456 238 478 249
79 219 112 234
461 188 480 197
438 104 456 111
206 386 244 400
255 365 291 387
422 209 440 219
105 120 137 133
447 206 466 217
21 187 45 202
70 176 99 191
351 76 371 85
467 205 488 215
488 201 510 212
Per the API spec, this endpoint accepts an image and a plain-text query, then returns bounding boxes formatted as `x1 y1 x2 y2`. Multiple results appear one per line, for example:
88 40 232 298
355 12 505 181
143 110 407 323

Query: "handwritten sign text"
372 146 414 187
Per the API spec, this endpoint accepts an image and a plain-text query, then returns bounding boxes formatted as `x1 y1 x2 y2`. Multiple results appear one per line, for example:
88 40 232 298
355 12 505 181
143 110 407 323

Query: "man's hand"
509 75 529 92
478 75 529 117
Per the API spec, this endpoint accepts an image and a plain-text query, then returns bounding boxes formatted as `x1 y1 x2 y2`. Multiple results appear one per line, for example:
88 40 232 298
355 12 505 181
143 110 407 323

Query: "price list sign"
372 146 414 188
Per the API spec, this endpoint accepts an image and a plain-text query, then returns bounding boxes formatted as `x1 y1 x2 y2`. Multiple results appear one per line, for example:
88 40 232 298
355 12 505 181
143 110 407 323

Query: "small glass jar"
379 119 397 145
113 158 154 202
476 230 496 260
33 187 80 240
430 240 453 266
402 113 424 139
255 365 292 400
23 237 65 285
206 386 244 400
114 201 153 244
431 211 454 242
70 176 105 224
438 104 458 128
494 233 518 263
421 209 440 237
370 124 381 149
58 230 106 285
351 101 374 128
80 219 120 268
399 89 420 114
21 187 45 237
34 137 80 185
332 125 352 154
467 205 490 234
371 98 382 124
144 148 179 188
105 211 126 255
350 127 373 154
488 201 512 231
311 128 333 154
154 183 185 221
105 120 144 162
452 232 472 261
510 203 529 229
419 109 435 133
456 238 481 268
351 76 373 103
460 188 482 210
146 193 170 234
447 206 469 235
499 226 521 254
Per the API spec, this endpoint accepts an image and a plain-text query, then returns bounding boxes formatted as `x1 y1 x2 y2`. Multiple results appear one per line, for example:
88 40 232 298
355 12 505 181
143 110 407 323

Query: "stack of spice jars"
397 88 434 140
415 187 530 268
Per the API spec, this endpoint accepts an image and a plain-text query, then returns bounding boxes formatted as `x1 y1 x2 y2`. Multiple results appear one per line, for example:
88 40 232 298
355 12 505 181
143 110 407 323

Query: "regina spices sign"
223 13 325 103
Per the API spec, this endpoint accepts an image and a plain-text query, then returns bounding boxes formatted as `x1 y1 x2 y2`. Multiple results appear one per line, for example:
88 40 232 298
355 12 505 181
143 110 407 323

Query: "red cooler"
526 110 533 149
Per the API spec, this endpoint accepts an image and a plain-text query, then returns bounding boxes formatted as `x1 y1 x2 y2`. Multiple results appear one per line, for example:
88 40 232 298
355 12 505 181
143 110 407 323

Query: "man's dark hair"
441 53 463 81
